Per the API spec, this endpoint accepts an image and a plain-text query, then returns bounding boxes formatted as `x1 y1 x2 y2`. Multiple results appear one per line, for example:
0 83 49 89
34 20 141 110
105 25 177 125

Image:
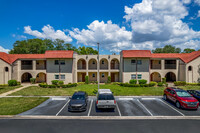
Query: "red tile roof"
0 50 73 64
122 50 200 63
45 50 73 58
122 50 152 58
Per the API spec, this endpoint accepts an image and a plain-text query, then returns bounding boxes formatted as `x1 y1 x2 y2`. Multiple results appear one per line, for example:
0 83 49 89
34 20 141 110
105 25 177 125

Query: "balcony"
77 59 86 70
150 60 161 69
165 64 176 69
111 59 119 69
36 60 46 70
21 60 32 70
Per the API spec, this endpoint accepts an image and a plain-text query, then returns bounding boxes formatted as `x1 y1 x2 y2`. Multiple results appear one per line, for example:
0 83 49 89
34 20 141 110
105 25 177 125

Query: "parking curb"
1 115 200 120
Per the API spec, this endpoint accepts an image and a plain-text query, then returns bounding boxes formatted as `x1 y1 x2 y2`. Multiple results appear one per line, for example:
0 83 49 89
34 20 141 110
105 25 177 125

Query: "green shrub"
162 78 166 84
0 84 8 87
138 79 147 84
174 81 186 86
39 83 48 88
8 80 17 86
129 79 137 84
95 81 98 84
48 84 57 88
119 83 140 87
149 81 157 87
17 81 21 85
61 83 77 88
85 76 89 84
58 81 64 85
77 82 85 85
30 78 36 84
51 80 59 85
158 82 163 86
186 83 200 86
107 76 111 83
112 82 120 85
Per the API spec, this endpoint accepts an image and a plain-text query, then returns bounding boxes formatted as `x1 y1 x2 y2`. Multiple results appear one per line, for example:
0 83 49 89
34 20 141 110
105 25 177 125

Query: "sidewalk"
0 84 37 96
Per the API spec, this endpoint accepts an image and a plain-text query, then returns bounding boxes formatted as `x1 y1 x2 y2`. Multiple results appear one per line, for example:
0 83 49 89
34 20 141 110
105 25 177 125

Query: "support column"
161 60 165 70
33 60 36 70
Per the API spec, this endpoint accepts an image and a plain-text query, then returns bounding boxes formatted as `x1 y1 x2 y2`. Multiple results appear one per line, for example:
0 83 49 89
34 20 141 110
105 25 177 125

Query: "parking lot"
19 97 200 116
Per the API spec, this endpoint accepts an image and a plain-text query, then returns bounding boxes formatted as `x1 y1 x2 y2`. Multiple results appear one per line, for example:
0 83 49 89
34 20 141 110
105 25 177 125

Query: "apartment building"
1 50 200 84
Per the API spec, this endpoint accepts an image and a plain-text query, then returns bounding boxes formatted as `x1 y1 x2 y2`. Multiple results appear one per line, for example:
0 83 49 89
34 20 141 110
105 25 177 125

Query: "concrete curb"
1 115 200 120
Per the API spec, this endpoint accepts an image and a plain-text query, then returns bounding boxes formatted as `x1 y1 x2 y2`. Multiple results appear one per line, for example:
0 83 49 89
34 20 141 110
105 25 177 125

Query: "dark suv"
68 91 88 112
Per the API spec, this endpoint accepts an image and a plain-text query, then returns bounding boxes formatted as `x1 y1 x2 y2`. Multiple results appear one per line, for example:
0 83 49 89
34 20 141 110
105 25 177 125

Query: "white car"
96 89 116 109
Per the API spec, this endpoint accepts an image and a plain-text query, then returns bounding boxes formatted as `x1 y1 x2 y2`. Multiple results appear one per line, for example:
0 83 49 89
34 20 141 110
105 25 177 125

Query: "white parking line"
51 98 66 101
56 99 70 116
137 99 153 116
116 102 121 116
141 98 156 100
87 100 93 116
159 99 185 116
118 98 133 100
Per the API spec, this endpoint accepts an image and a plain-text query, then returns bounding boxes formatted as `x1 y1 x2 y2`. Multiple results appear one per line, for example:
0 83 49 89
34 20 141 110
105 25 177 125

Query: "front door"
111 73 115 82
82 73 86 82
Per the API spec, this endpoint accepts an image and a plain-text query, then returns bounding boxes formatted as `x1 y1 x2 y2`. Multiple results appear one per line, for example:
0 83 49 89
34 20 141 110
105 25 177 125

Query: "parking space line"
87 100 93 116
159 99 185 116
116 102 121 116
137 99 153 116
56 99 70 116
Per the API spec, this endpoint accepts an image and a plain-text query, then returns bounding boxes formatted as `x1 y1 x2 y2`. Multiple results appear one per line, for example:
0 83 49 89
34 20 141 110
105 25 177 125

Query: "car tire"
176 101 181 109
163 94 167 101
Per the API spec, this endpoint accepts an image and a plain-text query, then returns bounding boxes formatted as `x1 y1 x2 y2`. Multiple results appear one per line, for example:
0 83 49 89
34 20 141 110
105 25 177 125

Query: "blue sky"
0 0 200 54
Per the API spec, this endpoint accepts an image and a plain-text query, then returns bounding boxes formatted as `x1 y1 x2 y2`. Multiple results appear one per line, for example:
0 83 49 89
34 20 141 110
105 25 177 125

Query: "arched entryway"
36 72 46 83
100 58 108 69
110 59 119 69
77 59 86 70
165 72 176 82
21 72 32 83
88 59 97 70
150 72 161 82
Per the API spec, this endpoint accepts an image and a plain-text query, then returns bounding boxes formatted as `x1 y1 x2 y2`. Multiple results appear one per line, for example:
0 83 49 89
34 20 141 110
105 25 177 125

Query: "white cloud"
123 0 200 50
69 20 132 52
0 46 10 53
194 0 200 6
181 0 191 4
24 25 72 42
12 34 27 39
198 10 200 17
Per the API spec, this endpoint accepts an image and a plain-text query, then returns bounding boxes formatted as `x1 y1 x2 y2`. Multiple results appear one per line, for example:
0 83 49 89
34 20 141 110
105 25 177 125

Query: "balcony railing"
21 65 32 70
165 64 176 69
77 65 86 70
111 64 119 69
36 65 46 70
151 65 161 69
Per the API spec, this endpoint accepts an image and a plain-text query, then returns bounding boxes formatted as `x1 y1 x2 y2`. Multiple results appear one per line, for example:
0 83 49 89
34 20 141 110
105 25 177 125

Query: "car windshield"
176 90 192 97
72 95 85 100
98 94 114 100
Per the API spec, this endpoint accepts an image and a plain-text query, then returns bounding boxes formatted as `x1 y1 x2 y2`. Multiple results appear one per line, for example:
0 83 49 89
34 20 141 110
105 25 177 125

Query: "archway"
150 72 161 82
77 59 86 70
100 58 108 69
165 72 176 82
88 58 97 69
21 72 32 83
36 72 46 83
110 59 119 69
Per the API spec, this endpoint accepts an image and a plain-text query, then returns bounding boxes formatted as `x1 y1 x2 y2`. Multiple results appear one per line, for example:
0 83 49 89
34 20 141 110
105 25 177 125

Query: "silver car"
96 89 116 109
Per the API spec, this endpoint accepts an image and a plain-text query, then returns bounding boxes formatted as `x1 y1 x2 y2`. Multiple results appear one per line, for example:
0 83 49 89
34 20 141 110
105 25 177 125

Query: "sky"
0 0 200 54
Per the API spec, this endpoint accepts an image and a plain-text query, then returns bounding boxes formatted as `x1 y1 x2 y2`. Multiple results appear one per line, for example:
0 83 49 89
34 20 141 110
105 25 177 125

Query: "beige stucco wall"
46 59 73 84
186 57 200 83
89 72 97 81
0 59 11 84
100 58 108 69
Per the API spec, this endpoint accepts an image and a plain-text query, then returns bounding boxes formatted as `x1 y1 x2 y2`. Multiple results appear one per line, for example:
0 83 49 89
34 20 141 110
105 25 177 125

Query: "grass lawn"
178 86 200 90
10 84 166 96
0 97 48 115
0 85 22 94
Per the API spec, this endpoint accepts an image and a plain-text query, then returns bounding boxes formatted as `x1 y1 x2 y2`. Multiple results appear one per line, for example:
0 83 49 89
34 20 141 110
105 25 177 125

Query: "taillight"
114 100 116 104
96 100 98 104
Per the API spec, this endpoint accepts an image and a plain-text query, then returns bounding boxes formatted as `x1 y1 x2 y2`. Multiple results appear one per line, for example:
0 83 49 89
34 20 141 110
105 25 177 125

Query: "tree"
9 38 98 55
182 48 195 53
152 45 181 53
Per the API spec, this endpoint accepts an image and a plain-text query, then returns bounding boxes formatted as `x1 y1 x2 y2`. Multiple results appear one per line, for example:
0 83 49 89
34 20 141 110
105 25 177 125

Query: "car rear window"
98 94 114 100
72 94 85 100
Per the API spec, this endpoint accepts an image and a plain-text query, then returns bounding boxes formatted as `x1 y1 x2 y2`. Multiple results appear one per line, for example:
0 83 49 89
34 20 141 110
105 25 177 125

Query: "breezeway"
19 96 200 117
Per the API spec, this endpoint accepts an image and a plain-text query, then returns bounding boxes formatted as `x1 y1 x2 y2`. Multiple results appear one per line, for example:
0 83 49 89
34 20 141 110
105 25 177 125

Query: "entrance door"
82 60 86 69
111 73 115 82
82 73 86 82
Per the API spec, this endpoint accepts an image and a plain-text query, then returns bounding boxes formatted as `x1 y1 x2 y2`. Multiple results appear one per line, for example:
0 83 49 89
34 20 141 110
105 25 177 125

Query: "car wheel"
176 101 181 109
163 94 167 101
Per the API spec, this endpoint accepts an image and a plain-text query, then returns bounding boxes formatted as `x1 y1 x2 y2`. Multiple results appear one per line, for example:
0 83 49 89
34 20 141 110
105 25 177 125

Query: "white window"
55 75 59 79
55 60 59 65
137 60 142 65
61 75 65 79
137 74 142 79
102 60 104 64
131 74 136 79
60 60 65 65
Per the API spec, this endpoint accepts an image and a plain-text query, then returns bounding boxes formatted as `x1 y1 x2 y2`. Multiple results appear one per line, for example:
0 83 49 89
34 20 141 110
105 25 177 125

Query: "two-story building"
1 50 200 84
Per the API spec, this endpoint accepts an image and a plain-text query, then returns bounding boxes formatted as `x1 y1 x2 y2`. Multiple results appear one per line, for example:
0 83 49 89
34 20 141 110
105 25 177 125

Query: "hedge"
138 79 147 84
51 80 59 85
149 81 157 87
85 76 89 84
39 83 77 88
129 79 137 84
8 80 18 86
174 81 186 86
157 82 163 86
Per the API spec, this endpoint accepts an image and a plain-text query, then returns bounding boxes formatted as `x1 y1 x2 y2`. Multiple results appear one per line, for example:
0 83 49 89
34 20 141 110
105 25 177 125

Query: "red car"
163 87 199 110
